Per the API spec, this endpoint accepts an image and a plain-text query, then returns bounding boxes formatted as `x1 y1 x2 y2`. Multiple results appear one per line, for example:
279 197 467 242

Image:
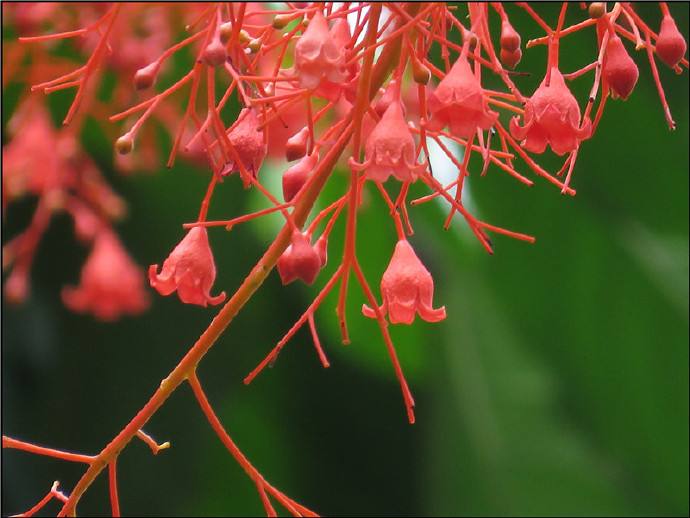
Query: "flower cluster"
2 3 687 517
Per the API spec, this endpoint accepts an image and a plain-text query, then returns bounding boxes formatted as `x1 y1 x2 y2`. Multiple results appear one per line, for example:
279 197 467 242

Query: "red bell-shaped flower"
277 231 325 286
62 230 149 321
222 108 267 178
656 14 687 68
149 226 226 307
427 55 499 138
352 101 425 183
603 34 639 100
509 68 592 155
294 11 345 90
363 240 446 325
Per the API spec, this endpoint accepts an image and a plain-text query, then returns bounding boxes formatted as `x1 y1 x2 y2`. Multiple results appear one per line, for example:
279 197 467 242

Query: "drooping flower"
294 10 345 90
509 67 592 155
603 34 639 100
427 55 499 138
221 108 267 178
283 152 318 202
2 101 63 200
351 100 425 183
363 240 446 325
656 13 687 68
277 231 326 285
62 230 149 321
149 227 226 307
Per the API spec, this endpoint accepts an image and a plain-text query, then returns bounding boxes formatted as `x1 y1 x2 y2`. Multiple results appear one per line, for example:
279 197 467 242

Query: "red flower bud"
603 34 639 100
500 47 522 69
277 231 324 285
285 126 309 162
656 14 687 68
202 39 227 68
133 62 160 90
500 20 521 52
283 153 317 202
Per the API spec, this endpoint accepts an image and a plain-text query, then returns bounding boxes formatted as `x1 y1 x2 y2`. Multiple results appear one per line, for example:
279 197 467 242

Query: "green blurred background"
2 3 688 516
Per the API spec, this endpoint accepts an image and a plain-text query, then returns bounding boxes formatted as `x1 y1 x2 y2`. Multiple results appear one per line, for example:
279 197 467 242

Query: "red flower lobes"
149 227 226 307
363 240 446 325
510 68 592 155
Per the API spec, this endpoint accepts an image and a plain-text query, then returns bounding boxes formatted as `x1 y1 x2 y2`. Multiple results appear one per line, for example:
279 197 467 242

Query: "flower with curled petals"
149 227 226 307
351 100 425 183
363 240 446 325
294 10 346 90
509 67 592 156
427 55 499 138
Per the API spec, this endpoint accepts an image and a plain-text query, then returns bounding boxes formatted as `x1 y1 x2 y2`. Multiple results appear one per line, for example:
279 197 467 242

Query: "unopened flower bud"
500 20 521 52
603 34 639 100
412 58 431 85
285 126 309 162
273 14 291 29
656 14 687 68
238 29 251 45
500 47 522 69
115 134 133 155
202 39 227 67
588 2 606 19
133 62 160 90
219 22 233 44
283 153 317 202
277 231 323 285
248 38 262 53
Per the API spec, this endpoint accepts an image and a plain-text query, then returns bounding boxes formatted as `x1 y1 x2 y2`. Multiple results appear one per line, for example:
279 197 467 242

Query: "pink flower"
294 11 345 90
62 231 149 321
427 55 498 138
509 68 592 155
352 100 425 183
363 240 446 325
603 34 639 100
222 108 267 178
277 231 326 286
149 227 226 307
2 101 63 199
